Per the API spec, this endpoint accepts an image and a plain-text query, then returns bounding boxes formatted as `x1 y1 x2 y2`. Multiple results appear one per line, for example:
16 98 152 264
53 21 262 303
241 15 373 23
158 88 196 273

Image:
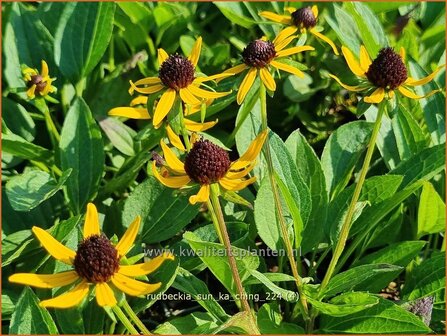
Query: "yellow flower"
22 60 56 99
109 96 216 152
128 37 232 128
152 130 268 204
329 45 444 104
260 5 339 55
9 203 174 309
220 27 314 104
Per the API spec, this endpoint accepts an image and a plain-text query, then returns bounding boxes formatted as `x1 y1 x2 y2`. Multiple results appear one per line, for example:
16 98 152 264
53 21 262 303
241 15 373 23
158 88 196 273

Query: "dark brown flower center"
159 54 195 90
74 235 119 283
366 47 407 89
27 74 47 93
242 40 276 68
291 7 317 29
184 139 231 184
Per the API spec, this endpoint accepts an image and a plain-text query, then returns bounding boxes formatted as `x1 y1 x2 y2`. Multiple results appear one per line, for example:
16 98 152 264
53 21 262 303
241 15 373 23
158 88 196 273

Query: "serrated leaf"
59 97 104 213
249 269 299 302
308 292 379 317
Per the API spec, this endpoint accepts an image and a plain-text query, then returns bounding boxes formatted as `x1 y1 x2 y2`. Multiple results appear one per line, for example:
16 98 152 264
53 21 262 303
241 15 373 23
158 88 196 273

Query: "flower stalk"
121 300 151 334
111 305 139 335
258 82 310 322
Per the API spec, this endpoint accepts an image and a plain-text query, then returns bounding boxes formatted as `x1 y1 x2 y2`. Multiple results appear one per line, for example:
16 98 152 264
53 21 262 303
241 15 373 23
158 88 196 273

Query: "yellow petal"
260 67 276 92
184 118 217 132
226 161 255 179
285 7 296 14
118 252 175 277
276 45 314 58
130 96 148 106
274 35 297 52
111 273 161 296
194 72 235 83
134 77 162 86
364 87 385 104
152 161 191 188
160 141 186 174
270 60 305 78
231 130 268 170
328 74 365 92
166 125 186 152
309 29 339 55
219 176 257 191
189 184 210 204
158 48 169 65
218 64 248 83
359 45 372 72
187 84 231 99
273 26 298 47
41 60 49 78
237 67 257 105
26 85 36 99
40 281 89 309
131 83 165 95
388 90 395 99
108 107 150 119
9 271 79 289
83 203 100 238
32 227 76 265
259 11 292 24
341 46 366 77
399 47 406 62
405 65 445 86
397 86 425 99
153 89 176 127
95 282 117 307
180 87 202 106
312 5 319 19
188 36 202 67
115 216 141 257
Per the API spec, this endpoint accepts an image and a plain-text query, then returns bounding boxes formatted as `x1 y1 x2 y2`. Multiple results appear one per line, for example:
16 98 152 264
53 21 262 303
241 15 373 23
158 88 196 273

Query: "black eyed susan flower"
9 203 174 309
109 96 217 152
22 60 56 99
220 28 314 104
260 5 339 55
330 46 444 104
152 130 268 204
128 37 232 128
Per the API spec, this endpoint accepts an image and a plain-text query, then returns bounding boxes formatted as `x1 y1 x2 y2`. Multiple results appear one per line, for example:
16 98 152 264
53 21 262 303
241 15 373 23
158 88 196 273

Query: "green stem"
179 102 192 151
318 100 386 295
122 301 151 334
259 83 310 323
111 305 139 335
207 199 224 243
209 183 259 334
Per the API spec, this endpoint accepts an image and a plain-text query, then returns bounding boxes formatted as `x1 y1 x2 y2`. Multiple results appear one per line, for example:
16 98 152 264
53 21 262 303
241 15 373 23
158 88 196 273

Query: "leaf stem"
122 300 151 334
258 82 310 322
111 305 139 335
208 183 259 334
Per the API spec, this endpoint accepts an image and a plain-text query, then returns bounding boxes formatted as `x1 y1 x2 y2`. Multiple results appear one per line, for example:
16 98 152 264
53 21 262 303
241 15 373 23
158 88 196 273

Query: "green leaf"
173 267 228 322
2 132 53 163
319 296 431 333
122 176 199 244
308 292 379 317
389 144 445 189
324 264 404 298
184 231 259 297
154 312 219 334
417 182 446 237
99 117 136 156
213 2 255 28
402 253 446 301
344 2 388 57
2 98 35 141
249 269 299 303
10 287 58 334
54 2 116 82
59 97 104 213
285 129 328 252
5 169 71 212
321 121 374 199
356 241 426 267
326 4 361 56
257 302 305 334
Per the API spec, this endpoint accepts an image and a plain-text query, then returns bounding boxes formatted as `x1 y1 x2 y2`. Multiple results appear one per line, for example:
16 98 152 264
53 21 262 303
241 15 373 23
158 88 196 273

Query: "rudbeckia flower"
260 5 339 55
128 37 232 128
152 130 268 204
329 46 444 103
220 27 314 104
109 95 216 152
9 203 174 308
22 60 56 99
